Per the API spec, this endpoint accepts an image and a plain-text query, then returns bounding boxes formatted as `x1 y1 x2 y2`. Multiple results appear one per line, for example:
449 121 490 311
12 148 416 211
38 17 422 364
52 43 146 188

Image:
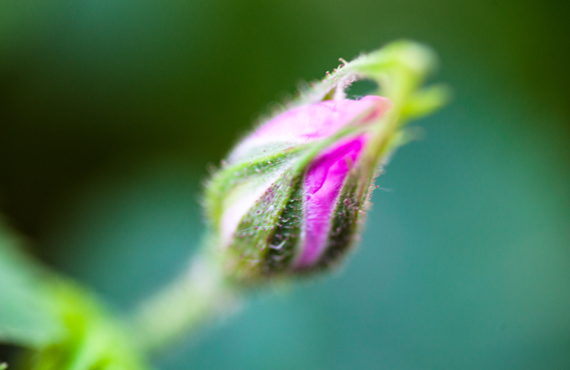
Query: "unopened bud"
204 41 448 282
206 96 387 281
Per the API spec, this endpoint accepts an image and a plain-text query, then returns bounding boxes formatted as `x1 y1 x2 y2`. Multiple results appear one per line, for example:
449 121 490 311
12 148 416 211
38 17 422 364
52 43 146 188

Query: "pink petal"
294 135 367 268
253 96 390 142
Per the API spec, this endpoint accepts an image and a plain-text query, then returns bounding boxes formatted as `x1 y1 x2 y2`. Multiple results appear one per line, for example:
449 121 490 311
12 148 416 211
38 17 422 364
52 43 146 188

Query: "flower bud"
204 41 449 282
206 96 389 281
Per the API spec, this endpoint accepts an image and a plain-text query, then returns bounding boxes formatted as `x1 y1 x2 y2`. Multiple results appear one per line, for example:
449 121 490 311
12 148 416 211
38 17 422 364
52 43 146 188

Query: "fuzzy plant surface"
0 40 448 369
204 41 449 281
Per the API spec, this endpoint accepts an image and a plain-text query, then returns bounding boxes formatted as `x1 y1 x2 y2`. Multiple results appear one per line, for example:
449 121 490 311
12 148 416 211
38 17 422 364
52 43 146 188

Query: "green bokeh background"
1 0 570 369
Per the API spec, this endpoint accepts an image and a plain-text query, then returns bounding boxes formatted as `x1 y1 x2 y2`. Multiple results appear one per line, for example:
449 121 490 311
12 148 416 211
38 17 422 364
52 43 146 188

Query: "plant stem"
128 251 242 354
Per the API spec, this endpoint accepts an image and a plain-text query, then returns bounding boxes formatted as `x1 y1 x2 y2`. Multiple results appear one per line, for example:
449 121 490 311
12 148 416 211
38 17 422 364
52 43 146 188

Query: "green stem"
128 251 242 354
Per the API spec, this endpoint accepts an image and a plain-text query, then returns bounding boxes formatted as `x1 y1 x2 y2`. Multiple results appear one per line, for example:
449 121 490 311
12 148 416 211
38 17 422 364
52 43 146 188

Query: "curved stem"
128 251 242 354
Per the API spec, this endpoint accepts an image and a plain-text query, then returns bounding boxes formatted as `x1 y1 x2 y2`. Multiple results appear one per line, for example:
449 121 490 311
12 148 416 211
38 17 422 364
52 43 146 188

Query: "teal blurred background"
1 0 570 369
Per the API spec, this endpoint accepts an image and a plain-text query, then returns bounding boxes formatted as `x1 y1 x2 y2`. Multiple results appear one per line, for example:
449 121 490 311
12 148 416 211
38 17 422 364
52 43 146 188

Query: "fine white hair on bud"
204 40 450 282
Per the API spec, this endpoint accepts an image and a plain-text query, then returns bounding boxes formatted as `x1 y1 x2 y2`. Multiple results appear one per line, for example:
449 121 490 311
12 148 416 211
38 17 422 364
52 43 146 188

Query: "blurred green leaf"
0 220 63 348
24 282 151 370
0 220 150 369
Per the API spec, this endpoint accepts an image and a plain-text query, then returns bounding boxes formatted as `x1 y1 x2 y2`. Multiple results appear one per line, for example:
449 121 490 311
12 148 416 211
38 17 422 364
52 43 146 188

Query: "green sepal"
223 167 304 281
262 176 305 275
401 84 452 121
205 147 304 229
